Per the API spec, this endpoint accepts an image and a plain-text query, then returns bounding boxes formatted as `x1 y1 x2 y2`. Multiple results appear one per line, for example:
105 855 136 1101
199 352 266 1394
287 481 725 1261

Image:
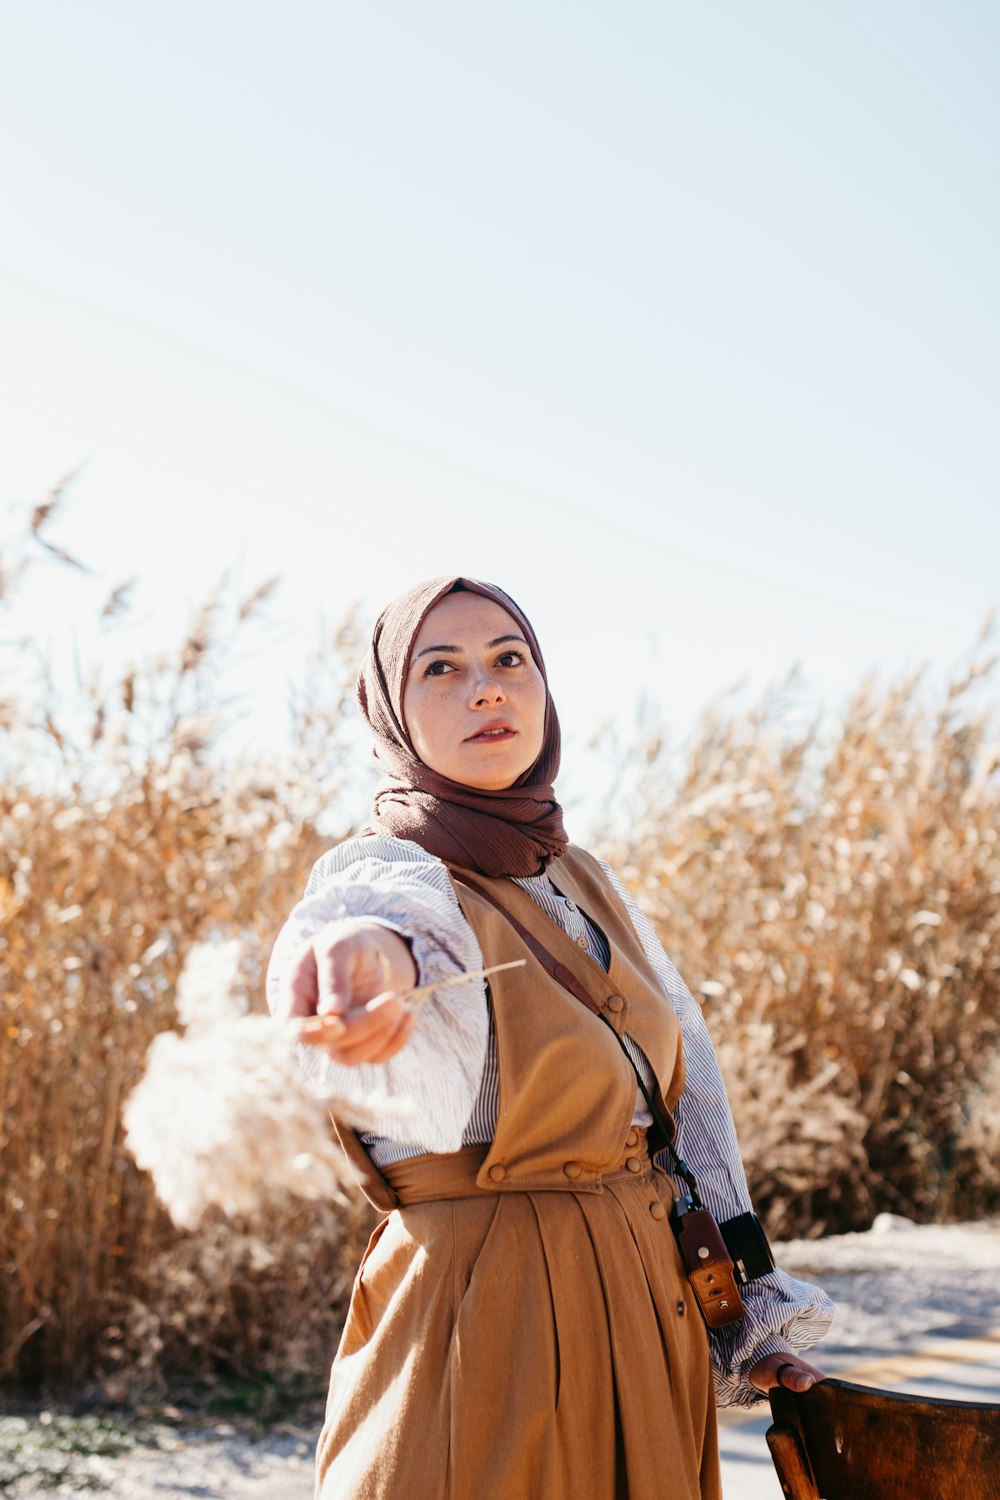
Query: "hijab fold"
357 577 568 878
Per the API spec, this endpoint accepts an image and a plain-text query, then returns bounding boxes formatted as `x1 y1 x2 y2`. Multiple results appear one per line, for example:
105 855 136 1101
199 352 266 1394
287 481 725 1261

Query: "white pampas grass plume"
174 937 243 1030
124 1015 355 1228
123 940 414 1229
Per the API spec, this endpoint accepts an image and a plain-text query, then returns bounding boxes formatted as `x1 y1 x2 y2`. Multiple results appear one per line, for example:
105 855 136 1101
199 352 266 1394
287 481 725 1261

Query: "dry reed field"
2 491 998 1394
604 653 1000 1238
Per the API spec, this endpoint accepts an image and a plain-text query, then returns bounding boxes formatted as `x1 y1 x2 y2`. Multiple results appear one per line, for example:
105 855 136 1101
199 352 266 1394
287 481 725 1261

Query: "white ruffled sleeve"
266 834 487 1155
598 859 835 1408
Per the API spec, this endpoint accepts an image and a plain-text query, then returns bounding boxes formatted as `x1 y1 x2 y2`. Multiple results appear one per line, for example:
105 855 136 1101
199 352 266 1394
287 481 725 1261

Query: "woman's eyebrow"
413 634 527 661
413 642 461 660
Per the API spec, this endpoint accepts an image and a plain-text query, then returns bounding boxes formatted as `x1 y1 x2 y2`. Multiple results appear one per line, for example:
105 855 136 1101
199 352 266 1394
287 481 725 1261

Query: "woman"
267 576 833 1500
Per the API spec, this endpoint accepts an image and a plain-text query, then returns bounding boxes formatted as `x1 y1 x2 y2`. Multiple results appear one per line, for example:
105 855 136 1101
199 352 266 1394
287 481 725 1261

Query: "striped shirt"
364 868 656 1166
266 833 834 1407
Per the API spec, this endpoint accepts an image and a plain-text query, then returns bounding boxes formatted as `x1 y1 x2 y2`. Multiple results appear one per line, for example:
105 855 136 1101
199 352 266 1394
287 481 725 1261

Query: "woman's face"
401 592 547 791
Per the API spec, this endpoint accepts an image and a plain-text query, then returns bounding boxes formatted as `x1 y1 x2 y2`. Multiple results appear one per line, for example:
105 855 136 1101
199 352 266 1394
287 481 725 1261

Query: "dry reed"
1 496 371 1391
2 493 998 1392
604 644 1000 1238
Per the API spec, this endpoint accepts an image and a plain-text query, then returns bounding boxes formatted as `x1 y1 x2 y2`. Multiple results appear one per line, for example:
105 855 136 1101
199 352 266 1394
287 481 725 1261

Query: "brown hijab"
357 576 568 877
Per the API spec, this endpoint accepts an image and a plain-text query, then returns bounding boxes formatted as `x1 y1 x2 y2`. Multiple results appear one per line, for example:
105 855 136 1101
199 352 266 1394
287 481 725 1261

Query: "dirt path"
4 1217 998 1499
0 1412 318 1499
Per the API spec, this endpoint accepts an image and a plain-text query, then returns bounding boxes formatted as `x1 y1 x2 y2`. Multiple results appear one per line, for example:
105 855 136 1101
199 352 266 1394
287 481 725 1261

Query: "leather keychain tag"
672 1206 746 1329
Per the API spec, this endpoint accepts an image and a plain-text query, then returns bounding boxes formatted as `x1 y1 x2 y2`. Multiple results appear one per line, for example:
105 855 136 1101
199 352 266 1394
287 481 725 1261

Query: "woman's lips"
465 725 516 744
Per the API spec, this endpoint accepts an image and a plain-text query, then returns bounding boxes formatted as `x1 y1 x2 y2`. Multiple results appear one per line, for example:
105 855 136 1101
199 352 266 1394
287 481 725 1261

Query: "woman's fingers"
320 994 402 1059
776 1363 820 1393
284 922 419 1065
299 993 415 1065
286 922 417 1020
315 933 362 1018
747 1352 827 1393
347 998 415 1064
285 943 320 1018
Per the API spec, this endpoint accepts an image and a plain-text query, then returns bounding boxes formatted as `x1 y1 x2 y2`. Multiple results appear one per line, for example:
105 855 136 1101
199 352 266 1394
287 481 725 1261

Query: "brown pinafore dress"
316 846 721 1500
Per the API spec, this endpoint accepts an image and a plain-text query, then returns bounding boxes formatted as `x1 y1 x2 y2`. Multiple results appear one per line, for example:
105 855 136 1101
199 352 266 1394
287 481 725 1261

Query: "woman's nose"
471 673 505 707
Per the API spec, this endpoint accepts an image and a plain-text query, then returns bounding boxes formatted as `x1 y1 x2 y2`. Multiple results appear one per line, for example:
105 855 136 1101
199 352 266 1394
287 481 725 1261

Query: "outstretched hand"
748 1351 827 1394
285 919 418 1066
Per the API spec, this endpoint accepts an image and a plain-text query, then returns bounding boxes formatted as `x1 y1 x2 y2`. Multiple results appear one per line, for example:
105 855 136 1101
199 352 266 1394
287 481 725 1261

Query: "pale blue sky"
2 2 997 821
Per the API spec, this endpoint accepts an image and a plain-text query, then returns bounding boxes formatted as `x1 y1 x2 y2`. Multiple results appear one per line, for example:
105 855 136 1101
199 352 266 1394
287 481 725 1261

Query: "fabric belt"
382 1128 661 1206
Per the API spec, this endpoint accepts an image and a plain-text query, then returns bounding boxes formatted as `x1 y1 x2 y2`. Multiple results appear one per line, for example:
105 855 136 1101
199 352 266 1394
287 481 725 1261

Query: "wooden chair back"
766 1377 1000 1499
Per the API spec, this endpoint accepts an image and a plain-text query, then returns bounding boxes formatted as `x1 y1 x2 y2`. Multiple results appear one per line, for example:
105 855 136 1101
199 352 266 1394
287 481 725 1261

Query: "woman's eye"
422 650 525 677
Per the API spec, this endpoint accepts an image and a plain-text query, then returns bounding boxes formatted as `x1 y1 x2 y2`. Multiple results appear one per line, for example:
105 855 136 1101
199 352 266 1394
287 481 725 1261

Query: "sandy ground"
2 1215 998 1499
776 1212 999 1354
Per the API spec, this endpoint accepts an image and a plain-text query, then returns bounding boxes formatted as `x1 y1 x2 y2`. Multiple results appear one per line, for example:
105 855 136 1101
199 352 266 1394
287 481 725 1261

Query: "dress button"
626 1157 641 1174
575 934 588 948
563 1161 582 1180
488 1164 506 1183
626 1128 639 1148
565 898 577 912
606 994 624 1013
649 1201 666 1220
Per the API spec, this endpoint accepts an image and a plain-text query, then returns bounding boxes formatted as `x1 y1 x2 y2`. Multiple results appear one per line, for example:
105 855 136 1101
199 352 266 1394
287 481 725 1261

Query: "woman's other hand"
286 919 418 1065
748 1351 827 1394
